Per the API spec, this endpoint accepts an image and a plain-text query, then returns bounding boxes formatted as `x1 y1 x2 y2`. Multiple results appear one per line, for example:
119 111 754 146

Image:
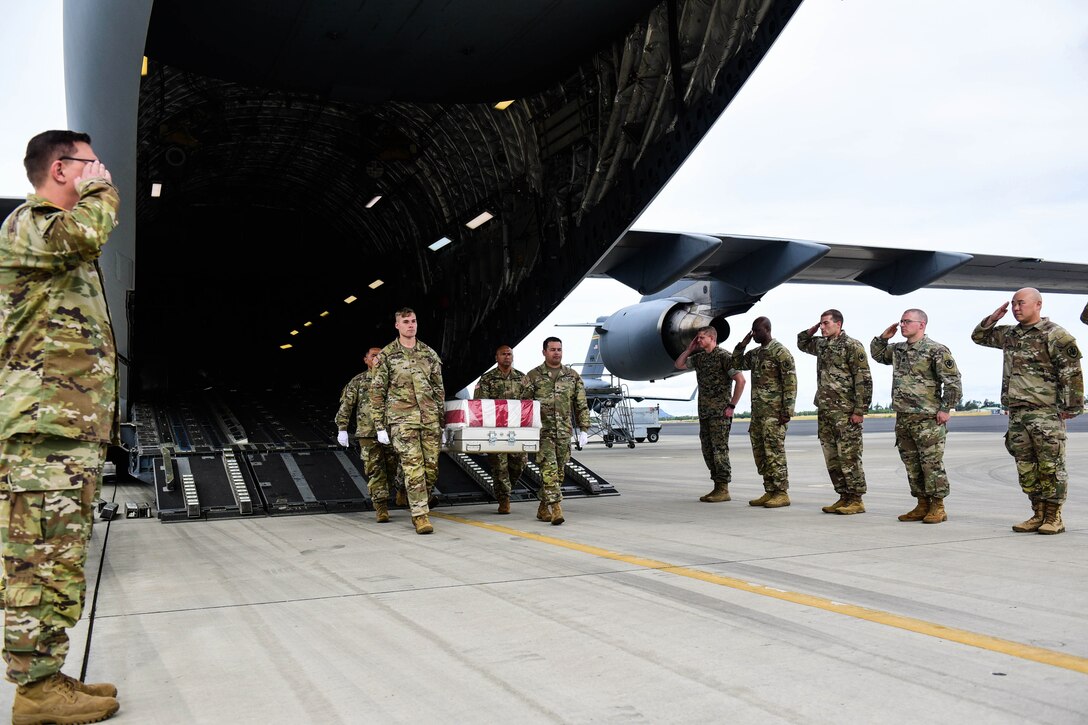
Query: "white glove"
377 430 390 445
577 430 588 448
442 427 451 446
336 431 349 447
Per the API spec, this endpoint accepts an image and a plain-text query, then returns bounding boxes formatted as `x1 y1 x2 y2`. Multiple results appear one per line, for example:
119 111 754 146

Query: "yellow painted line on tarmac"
431 511 1088 675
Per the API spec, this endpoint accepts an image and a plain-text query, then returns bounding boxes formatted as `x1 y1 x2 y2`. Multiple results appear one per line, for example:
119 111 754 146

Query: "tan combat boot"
1037 502 1065 535
1012 497 1045 532
550 502 565 525
12 673 119 725
496 494 511 515
374 501 390 523
395 488 408 507
536 500 553 522
822 495 848 513
749 492 773 506
922 497 947 524
59 672 117 699
702 484 731 502
898 496 929 522
836 495 866 515
763 491 790 508
412 514 434 535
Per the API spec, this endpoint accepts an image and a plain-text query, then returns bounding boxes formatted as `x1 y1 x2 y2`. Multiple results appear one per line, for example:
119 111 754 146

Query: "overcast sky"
3 1 1086 415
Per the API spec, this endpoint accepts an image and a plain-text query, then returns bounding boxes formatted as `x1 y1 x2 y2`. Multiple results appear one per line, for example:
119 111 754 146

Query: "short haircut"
904 308 928 324
543 336 562 350
395 307 415 320
697 326 717 341
753 316 771 331
821 309 843 325
25 130 92 188
495 344 512 353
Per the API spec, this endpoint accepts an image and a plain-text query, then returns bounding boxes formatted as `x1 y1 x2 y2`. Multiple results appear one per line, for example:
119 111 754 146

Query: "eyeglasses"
900 319 922 325
58 156 99 163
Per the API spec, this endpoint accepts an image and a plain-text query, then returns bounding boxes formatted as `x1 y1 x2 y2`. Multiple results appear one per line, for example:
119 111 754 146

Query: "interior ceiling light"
303 321 313 327
141 56 148 77
343 295 357 304
280 344 293 350
366 195 382 208
494 100 514 110
150 182 162 197
428 237 452 252
465 211 494 229
290 330 299 336
368 279 384 289
320 311 330 317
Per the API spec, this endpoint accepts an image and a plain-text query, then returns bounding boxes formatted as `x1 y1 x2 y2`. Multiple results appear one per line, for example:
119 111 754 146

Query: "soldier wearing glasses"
871 310 962 524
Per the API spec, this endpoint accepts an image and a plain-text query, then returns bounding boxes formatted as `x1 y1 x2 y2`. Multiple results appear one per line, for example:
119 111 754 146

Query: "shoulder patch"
1067 344 1081 359
944 358 955 369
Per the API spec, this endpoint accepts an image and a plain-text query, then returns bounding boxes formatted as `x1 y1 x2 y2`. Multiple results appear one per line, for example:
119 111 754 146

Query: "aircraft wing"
590 231 1088 296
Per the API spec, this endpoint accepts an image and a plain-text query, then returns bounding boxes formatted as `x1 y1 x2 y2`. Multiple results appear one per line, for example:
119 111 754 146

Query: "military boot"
12 673 119 725
395 488 408 507
1011 497 1045 532
550 502 565 525
836 495 866 515
822 495 848 513
59 672 117 699
536 500 553 522
898 496 929 522
496 494 511 515
412 514 434 535
1037 502 1066 535
374 501 390 523
702 484 731 503
763 491 791 508
749 492 773 506
922 497 947 524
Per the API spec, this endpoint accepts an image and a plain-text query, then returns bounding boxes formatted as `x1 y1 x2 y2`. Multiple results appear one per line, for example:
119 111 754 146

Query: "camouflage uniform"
972 318 1083 503
871 336 962 500
473 367 527 497
0 179 119 685
686 348 741 487
369 340 445 516
336 369 399 504
797 330 873 496
521 365 591 505
731 340 796 493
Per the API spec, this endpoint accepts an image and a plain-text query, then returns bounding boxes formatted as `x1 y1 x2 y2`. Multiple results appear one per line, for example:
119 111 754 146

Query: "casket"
443 400 541 453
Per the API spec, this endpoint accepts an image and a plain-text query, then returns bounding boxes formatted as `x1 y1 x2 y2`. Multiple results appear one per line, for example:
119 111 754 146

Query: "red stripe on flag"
444 410 466 425
494 399 508 427
468 399 484 426
520 400 533 427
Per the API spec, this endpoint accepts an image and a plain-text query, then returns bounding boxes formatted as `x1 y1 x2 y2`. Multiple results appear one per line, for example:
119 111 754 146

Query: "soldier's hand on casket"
577 430 589 449
377 430 390 445
336 431 350 447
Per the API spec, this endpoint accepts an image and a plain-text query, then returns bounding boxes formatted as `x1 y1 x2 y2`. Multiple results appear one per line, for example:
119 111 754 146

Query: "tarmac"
3 426 1086 724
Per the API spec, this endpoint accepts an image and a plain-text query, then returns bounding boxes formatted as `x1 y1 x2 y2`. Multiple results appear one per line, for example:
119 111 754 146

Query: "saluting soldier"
521 337 591 525
473 345 527 514
0 132 121 722
798 309 873 515
731 317 796 508
675 326 746 503
370 308 445 535
871 309 962 524
972 288 1083 535
336 347 401 523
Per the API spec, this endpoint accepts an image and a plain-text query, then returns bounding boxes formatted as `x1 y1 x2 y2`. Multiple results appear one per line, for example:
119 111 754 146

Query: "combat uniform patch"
944 358 956 369
1066 345 1081 359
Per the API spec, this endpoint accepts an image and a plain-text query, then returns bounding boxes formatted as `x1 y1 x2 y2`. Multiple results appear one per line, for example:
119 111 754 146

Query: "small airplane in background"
584 230 1088 382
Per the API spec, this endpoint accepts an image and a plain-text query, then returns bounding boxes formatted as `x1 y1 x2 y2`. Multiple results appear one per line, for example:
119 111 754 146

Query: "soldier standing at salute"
370 308 446 535
521 337 591 525
972 288 1083 535
474 345 527 515
336 347 402 523
731 317 796 508
798 309 873 515
0 132 121 723
675 326 746 503
871 309 962 524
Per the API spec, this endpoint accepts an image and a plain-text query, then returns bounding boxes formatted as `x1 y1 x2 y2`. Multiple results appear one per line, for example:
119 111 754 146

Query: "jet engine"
596 299 729 381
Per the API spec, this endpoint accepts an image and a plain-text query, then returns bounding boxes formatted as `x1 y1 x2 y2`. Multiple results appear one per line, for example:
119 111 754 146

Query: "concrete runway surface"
4 428 1086 724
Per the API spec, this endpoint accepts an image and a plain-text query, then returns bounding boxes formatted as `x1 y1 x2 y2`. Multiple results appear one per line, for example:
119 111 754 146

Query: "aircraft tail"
582 333 606 380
